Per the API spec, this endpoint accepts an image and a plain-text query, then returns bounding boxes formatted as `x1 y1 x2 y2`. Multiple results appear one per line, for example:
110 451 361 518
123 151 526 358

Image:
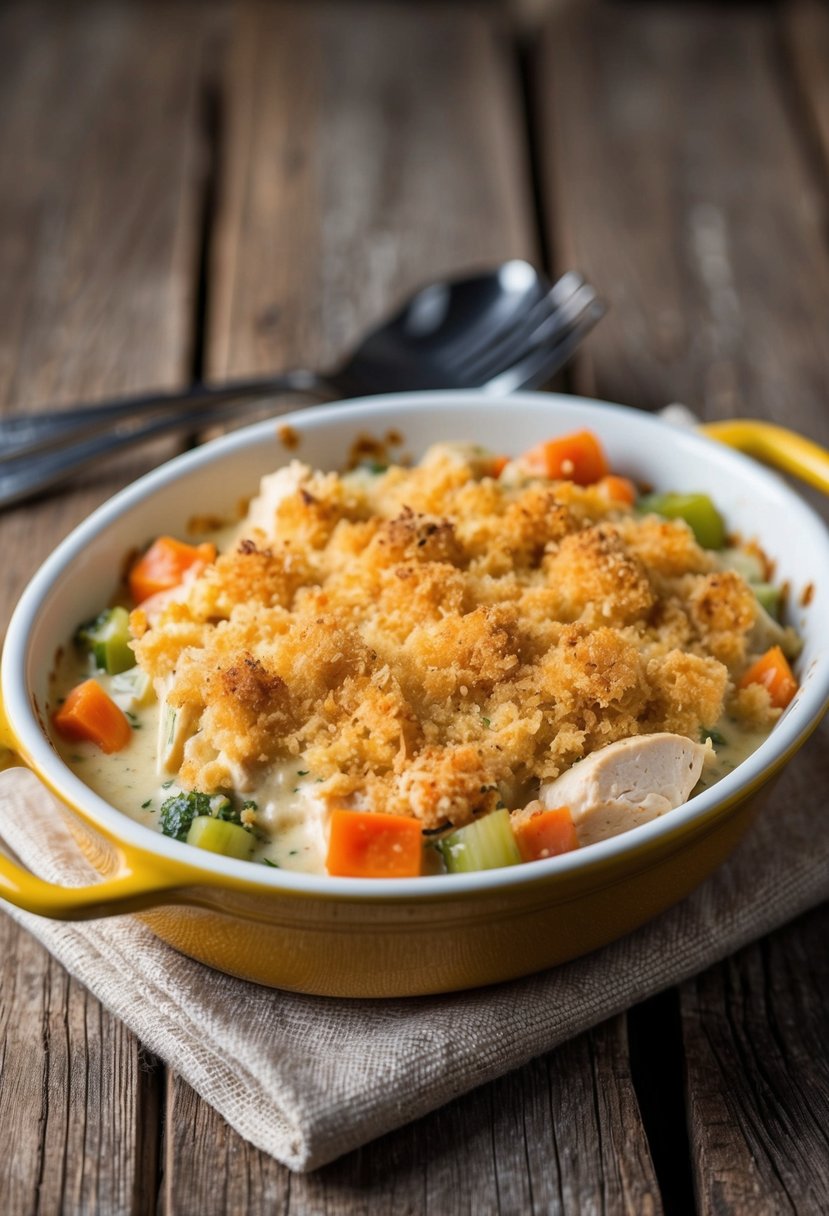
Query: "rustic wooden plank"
535 0 829 438
681 904 829 1215
161 1077 290 1214
541 7 829 1210
0 2 221 1211
782 1 829 181
207 0 535 381
0 0 216 506
513 1020 661 1215
164 1017 660 1215
0 916 161 1215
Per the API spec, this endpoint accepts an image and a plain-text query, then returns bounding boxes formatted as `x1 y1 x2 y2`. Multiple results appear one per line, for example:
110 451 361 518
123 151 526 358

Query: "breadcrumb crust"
131 447 779 828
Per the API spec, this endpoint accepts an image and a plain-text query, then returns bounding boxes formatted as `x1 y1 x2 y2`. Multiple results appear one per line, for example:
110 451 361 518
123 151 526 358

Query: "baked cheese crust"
130 444 778 828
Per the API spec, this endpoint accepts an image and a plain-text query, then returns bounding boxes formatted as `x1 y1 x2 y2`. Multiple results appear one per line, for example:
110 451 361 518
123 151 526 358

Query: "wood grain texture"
161 1079 289 1215
208 0 535 380
0 0 211 409
0 0 216 552
0 916 160 1215
164 1017 659 1215
535 0 829 436
542 7 829 1212
0 3 218 1212
783 0 829 186
681 904 829 1215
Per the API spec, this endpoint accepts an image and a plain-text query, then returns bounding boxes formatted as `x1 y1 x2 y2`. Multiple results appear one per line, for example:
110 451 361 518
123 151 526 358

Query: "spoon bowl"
333 262 586 394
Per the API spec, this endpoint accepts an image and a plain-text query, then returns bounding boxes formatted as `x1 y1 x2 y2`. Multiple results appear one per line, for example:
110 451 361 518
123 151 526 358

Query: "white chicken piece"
539 733 709 846
243 461 312 539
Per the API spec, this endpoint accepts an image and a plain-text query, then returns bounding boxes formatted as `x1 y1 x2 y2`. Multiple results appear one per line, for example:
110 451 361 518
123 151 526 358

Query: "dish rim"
4 390 829 901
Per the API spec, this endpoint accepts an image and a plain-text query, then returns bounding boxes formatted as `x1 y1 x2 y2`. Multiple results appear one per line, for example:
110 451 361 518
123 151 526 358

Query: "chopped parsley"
702 728 727 747
214 797 244 826
160 791 213 841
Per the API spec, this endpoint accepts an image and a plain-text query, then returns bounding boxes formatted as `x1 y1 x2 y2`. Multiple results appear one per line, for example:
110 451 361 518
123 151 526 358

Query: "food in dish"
52 429 801 878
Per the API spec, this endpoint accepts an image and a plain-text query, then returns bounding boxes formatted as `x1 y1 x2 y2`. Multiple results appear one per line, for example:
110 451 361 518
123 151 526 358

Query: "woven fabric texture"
0 750 826 1171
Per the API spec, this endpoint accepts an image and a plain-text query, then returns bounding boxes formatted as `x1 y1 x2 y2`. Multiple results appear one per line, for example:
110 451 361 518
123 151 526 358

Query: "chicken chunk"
538 733 708 846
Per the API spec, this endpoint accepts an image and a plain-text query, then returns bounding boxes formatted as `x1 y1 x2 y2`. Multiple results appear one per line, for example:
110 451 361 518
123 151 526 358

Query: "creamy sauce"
54 666 326 873
51 455 790 874
696 722 772 792
55 640 775 874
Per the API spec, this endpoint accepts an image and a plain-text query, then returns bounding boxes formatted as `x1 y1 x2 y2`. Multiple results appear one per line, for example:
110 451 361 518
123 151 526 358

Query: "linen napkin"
0 734 827 1172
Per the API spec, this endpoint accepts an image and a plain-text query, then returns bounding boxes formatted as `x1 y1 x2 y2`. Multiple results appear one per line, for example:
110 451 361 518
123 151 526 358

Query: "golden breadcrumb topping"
130 445 781 828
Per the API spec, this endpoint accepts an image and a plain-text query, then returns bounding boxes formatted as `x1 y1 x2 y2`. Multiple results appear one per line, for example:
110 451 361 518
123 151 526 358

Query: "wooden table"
1 1 828 1211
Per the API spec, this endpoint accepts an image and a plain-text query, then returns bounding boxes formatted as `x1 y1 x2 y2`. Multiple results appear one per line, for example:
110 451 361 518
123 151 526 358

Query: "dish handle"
0 702 190 919
700 420 829 495
0 846 188 921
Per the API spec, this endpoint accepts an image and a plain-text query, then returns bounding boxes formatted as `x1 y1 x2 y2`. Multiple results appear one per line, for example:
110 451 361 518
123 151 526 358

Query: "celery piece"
719 547 765 583
439 808 521 873
753 582 782 619
186 815 256 860
638 492 726 550
76 607 135 674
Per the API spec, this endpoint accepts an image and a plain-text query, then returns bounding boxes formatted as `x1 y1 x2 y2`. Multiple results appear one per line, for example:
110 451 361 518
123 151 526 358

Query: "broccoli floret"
160 792 213 841
159 791 256 839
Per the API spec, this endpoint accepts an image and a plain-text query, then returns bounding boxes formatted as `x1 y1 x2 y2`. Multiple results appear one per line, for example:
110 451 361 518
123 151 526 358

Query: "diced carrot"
490 455 509 477
738 645 798 709
512 805 578 863
597 474 637 506
326 809 423 878
128 536 216 604
53 679 132 754
520 430 610 485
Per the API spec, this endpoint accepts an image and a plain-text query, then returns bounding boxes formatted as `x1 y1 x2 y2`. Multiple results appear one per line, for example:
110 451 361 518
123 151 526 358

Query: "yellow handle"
0 848 186 920
700 419 829 495
0 696 19 768
0 695 192 919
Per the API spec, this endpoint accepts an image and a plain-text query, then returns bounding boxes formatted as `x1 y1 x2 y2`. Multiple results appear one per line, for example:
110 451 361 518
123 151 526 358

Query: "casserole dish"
2 392 829 997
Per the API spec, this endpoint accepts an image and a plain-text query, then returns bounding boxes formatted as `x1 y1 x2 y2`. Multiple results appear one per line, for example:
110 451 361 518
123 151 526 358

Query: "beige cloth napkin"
1 733 827 1172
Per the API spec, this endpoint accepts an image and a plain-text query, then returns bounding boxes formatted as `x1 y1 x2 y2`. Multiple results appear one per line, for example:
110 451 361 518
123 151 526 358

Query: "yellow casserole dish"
1 392 828 996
